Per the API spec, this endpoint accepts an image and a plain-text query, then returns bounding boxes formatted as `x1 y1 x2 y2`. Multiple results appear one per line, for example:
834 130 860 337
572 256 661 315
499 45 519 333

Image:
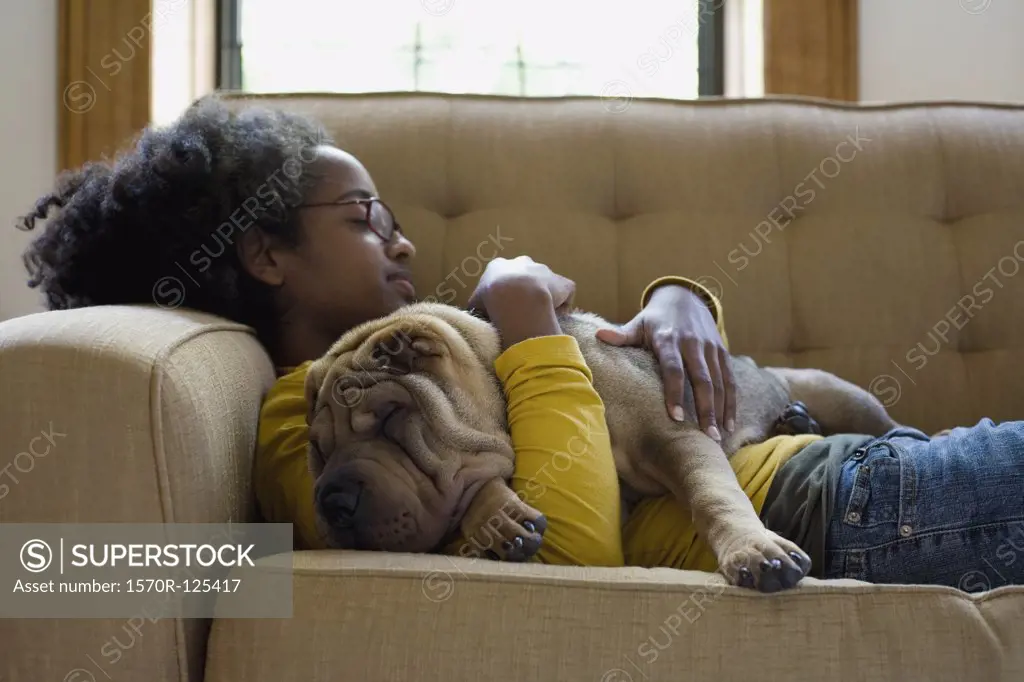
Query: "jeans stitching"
843 549 866 580
823 546 872 581
841 463 872 526
874 439 918 532
896 441 918 531
842 443 904 528
836 517 1024 554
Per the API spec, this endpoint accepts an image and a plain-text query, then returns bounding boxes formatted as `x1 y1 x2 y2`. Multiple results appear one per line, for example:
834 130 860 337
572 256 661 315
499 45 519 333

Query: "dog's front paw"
466 511 548 563
457 479 547 563
718 530 811 593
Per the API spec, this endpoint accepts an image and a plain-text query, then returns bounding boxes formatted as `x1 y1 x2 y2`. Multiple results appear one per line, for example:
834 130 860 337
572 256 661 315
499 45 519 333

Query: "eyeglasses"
296 197 402 243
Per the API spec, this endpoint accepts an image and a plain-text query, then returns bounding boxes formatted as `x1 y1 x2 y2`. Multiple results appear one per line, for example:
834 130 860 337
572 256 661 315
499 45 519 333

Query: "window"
218 0 725 100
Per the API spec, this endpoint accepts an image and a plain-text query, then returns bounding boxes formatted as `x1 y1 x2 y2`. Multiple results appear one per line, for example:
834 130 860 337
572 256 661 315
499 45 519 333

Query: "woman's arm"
497 334 624 566
469 257 624 566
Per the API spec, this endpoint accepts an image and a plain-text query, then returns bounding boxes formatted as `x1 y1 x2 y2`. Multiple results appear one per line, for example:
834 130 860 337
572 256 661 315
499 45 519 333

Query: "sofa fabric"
0 306 275 682
206 552 1023 682
231 93 1024 436
3 94 1023 682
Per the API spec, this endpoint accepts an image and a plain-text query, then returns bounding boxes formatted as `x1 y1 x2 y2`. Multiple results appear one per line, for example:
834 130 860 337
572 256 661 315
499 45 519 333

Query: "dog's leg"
452 479 547 563
766 368 899 436
653 430 811 592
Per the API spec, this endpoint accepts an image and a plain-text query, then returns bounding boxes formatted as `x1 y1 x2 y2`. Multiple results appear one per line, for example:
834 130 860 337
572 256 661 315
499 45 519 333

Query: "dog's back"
560 311 791 497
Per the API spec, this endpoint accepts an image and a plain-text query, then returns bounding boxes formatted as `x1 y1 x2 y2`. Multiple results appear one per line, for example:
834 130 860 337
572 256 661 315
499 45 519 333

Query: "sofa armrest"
0 304 276 682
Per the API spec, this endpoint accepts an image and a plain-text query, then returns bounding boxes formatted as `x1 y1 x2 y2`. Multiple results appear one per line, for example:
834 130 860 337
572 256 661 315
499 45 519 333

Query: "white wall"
860 0 1024 104
0 1 56 320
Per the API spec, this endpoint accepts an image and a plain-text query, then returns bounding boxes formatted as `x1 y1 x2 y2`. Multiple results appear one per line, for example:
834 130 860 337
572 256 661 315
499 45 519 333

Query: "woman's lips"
389 276 416 298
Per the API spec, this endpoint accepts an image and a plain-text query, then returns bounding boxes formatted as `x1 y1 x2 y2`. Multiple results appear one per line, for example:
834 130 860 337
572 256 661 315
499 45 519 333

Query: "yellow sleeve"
495 335 624 567
253 362 327 551
640 276 729 351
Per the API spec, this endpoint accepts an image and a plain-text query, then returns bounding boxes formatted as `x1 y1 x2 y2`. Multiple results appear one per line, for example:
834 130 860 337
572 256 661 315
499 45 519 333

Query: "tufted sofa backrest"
226 93 1024 433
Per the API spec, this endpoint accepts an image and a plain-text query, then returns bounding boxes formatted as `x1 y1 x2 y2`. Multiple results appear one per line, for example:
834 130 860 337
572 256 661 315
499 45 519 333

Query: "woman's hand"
596 284 735 441
468 256 576 348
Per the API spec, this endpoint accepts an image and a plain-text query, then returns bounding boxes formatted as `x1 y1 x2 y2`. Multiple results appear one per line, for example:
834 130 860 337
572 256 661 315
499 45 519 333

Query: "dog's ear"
303 361 334 477
306 399 337 478
371 329 442 375
304 357 332 426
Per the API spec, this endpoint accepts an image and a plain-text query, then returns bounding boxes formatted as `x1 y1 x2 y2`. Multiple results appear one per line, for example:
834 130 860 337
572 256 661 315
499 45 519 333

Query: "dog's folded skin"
305 303 898 592
304 306 547 559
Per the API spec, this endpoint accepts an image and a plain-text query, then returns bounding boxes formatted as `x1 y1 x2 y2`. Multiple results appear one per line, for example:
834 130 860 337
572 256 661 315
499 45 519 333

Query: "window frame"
697 0 726 96
217 0 243 89
215 0 725 97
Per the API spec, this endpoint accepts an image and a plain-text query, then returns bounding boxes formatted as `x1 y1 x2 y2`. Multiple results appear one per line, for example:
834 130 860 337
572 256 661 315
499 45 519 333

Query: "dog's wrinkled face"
305 303 515 553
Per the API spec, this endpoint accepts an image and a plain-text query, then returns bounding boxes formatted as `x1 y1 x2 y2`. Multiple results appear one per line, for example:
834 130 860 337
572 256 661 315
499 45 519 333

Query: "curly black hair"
18 94 333 345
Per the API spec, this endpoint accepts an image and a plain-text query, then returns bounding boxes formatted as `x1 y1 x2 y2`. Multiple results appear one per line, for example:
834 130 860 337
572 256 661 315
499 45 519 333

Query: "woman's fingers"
595 317 641 347
651 331 688 422
470 256 577 316
551 274 576 312
705 342 725 434
720 348 737 432
651 332 722 440
467 287 484 310
681 338 719 441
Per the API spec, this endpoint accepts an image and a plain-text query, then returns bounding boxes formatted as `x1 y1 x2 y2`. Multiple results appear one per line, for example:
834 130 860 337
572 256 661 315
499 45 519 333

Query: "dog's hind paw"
772 401 822 436
718 531 812 593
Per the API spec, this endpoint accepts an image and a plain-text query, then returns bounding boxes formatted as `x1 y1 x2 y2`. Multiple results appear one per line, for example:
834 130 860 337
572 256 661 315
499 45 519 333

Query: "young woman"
20 96 1024 593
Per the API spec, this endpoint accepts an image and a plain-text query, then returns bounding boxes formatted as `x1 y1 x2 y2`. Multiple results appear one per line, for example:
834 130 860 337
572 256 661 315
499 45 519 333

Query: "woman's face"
249 145 418 347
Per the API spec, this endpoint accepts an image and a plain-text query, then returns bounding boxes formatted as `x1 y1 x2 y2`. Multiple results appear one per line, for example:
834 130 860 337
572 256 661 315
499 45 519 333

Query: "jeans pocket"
840 443 904 529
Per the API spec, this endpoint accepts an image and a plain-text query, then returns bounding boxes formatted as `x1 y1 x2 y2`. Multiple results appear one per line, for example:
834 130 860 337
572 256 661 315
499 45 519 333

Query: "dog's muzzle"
317 478 365 529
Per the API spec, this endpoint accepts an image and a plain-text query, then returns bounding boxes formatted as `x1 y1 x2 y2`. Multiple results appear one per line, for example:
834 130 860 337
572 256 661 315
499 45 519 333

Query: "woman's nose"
388 232 416 260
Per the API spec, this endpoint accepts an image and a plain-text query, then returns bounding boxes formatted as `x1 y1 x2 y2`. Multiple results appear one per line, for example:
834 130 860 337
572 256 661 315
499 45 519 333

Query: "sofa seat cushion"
205 551 1024 682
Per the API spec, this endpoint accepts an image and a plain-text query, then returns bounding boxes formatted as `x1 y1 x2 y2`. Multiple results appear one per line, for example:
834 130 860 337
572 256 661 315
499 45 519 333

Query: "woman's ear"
238 229 287 287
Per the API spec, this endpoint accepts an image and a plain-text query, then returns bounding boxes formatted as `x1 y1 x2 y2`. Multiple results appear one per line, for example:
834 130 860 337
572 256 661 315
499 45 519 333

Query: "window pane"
240 0 704 100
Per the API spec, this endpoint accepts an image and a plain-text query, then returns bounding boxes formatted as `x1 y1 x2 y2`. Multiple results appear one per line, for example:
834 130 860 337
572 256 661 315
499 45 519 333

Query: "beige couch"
3 93 1024 681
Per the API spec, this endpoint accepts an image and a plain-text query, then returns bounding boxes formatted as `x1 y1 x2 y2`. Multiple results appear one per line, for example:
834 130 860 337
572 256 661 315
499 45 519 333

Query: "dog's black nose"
318 479 364 528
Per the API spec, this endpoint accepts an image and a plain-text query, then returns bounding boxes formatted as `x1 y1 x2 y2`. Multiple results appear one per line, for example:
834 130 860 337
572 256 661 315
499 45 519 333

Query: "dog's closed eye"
372 332 442 375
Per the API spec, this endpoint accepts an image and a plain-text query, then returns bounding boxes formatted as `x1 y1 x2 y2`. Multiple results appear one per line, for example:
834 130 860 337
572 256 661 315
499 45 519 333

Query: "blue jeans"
824 419 1024 591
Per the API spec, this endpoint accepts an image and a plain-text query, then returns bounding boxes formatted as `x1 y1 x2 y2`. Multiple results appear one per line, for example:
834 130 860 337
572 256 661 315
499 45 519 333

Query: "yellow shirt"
253 277 822 569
